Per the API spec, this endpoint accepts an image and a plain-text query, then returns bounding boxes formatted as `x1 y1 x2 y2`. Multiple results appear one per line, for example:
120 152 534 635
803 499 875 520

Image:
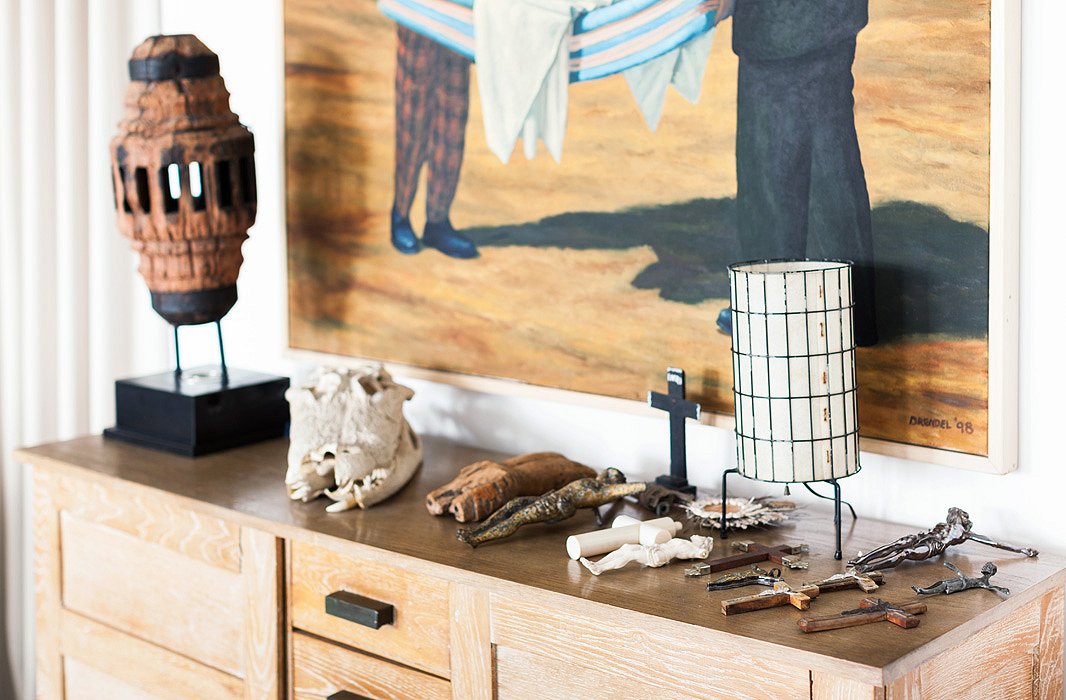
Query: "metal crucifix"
648 368 700 496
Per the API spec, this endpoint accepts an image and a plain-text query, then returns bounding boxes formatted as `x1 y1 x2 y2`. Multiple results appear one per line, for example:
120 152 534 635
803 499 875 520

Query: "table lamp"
721 259 860 559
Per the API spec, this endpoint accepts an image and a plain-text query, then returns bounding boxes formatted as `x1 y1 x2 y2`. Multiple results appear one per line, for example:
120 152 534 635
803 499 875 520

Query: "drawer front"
291 541 451 678
60 609 243 700
496 646 700 700
292 632 451 700
60 511 246 677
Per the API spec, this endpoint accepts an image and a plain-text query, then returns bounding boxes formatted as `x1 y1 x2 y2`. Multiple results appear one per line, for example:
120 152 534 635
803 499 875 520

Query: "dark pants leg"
426 47 470 224
736 40 878 345
394 26 470 223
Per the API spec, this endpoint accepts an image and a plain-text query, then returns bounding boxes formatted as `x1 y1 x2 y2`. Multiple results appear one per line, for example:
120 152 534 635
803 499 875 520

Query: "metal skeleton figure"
912 562 1011 597
849 507 1038 573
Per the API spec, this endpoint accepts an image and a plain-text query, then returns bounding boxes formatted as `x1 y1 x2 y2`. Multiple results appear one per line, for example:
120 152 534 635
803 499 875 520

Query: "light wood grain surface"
290 540 452 677
60 512 246 677
291 632 451 700
60 610 244 700
17 435 1066 687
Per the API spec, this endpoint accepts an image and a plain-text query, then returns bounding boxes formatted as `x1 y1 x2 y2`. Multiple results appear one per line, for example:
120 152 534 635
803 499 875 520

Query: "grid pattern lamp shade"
729 260 860 483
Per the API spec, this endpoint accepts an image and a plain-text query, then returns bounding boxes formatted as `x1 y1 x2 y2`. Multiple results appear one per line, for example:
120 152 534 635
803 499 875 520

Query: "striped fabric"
378 0 720 82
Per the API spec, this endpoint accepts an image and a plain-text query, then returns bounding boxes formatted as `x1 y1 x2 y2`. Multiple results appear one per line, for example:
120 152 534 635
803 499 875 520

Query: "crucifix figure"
804 571 885 594
721 581 820 615
690 540 809 576
798 598 927 633
912 562 1011 598
647 368 700 496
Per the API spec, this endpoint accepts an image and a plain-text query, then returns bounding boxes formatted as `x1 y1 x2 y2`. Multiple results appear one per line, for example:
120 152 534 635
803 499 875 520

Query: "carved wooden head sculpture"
110 34 256 327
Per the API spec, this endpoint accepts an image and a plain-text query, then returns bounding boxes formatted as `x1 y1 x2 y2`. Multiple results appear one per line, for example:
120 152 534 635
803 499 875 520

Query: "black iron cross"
648 367 700 495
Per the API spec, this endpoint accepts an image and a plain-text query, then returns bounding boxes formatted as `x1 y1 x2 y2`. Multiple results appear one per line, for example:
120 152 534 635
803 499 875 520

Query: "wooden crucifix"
798 598 927 633
647 368 700 496
721 582 820 615
803 571 885 594
693 540 810 576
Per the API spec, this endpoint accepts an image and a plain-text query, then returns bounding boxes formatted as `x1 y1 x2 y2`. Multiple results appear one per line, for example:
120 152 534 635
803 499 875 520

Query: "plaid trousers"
394 26 471 224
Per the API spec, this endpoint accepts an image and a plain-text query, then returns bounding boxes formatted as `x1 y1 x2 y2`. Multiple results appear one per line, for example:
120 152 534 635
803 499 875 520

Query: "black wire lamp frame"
721 259 861 560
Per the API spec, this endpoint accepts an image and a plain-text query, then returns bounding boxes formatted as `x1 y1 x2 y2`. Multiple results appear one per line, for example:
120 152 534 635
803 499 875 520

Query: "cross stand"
648 368 699 497
693 541 809 577
721 582 820 615
173 320 229 387
798 598 927 633
721 468 851 561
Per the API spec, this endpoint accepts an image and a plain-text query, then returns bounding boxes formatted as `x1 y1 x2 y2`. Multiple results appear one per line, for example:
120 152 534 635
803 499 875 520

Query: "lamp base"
721 469 852 561
104 366 289 457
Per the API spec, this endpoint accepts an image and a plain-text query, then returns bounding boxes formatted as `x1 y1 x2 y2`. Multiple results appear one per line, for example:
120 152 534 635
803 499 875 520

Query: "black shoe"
423 219 479 259
390 208 422 254
716 307 732 335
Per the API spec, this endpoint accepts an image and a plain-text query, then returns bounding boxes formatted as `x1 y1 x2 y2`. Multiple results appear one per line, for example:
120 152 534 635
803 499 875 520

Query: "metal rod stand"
173 325 183 376
720 468 740 540
216 320 229 386
830 479 842 560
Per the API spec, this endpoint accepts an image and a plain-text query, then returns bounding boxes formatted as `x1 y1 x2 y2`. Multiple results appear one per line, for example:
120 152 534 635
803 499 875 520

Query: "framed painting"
285 0 1019 473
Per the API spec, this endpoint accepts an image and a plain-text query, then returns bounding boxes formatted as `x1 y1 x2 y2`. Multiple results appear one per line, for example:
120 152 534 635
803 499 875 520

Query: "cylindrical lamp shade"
729 260 860 483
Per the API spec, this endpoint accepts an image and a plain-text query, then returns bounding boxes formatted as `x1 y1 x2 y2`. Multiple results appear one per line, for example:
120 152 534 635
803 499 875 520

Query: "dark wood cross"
721 582 821 615
798 598 927 633
647 368 700 495
695 541 810 576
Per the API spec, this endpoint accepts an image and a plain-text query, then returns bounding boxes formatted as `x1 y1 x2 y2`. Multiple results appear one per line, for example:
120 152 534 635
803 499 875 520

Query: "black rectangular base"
104 366 290 457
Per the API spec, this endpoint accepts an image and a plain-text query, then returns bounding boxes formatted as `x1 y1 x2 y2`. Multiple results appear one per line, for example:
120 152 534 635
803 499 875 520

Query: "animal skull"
285 365 422 512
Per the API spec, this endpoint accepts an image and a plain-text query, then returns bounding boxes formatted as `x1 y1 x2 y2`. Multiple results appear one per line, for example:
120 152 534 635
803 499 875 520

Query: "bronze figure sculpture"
456 469 645 547
849 507 1038 573
426 452 596 522
912 562 1011 597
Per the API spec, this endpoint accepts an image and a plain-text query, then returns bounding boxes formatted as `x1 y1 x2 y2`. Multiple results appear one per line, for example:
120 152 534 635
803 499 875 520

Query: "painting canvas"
286 0 1015 468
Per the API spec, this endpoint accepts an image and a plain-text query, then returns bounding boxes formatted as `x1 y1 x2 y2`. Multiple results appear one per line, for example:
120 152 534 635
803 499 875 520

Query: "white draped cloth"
473 0 732 163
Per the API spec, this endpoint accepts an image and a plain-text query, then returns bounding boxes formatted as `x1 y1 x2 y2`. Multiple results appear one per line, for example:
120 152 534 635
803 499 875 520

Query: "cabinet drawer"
290 541 451 677
293 632 450 700
60 609 243 700
60 511 246 677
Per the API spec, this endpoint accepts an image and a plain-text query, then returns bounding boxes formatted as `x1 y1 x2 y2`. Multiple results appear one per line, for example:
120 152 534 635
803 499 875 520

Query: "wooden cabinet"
31 469 282 699
18 437 1066 700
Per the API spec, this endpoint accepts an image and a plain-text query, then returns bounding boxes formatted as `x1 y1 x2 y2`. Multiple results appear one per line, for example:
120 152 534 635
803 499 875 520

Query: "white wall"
160 0 1066 553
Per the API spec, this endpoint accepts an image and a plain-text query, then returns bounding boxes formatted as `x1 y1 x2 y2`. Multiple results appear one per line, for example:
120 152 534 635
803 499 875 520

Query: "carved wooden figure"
111 34 256 327
426 453 596 523
798 598 927 633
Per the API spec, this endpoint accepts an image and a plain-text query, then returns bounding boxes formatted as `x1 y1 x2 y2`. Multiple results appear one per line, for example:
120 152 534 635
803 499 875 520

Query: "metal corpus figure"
850 507 1038 573
912 561 1011 597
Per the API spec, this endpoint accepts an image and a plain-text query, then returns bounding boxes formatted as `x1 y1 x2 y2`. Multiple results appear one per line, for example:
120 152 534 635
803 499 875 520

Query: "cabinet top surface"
18 435 1066 676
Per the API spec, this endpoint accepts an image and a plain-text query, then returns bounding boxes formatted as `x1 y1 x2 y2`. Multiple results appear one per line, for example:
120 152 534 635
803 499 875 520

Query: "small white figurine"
285 365 422 512
579 535 713 576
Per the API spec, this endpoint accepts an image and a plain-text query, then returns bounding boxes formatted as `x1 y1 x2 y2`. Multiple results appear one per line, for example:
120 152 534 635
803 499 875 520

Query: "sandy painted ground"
285 0 991 456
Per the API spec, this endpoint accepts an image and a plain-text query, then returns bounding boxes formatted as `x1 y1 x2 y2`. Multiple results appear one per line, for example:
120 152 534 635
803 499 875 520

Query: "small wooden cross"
721 582 821 615
696 541 809 576
647 368 700 495
798 598 927 633
803 571 885 594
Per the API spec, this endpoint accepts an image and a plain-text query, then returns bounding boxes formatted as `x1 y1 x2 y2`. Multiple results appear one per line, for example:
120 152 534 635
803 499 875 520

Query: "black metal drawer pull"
327 692 372 700
324 590 394 629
